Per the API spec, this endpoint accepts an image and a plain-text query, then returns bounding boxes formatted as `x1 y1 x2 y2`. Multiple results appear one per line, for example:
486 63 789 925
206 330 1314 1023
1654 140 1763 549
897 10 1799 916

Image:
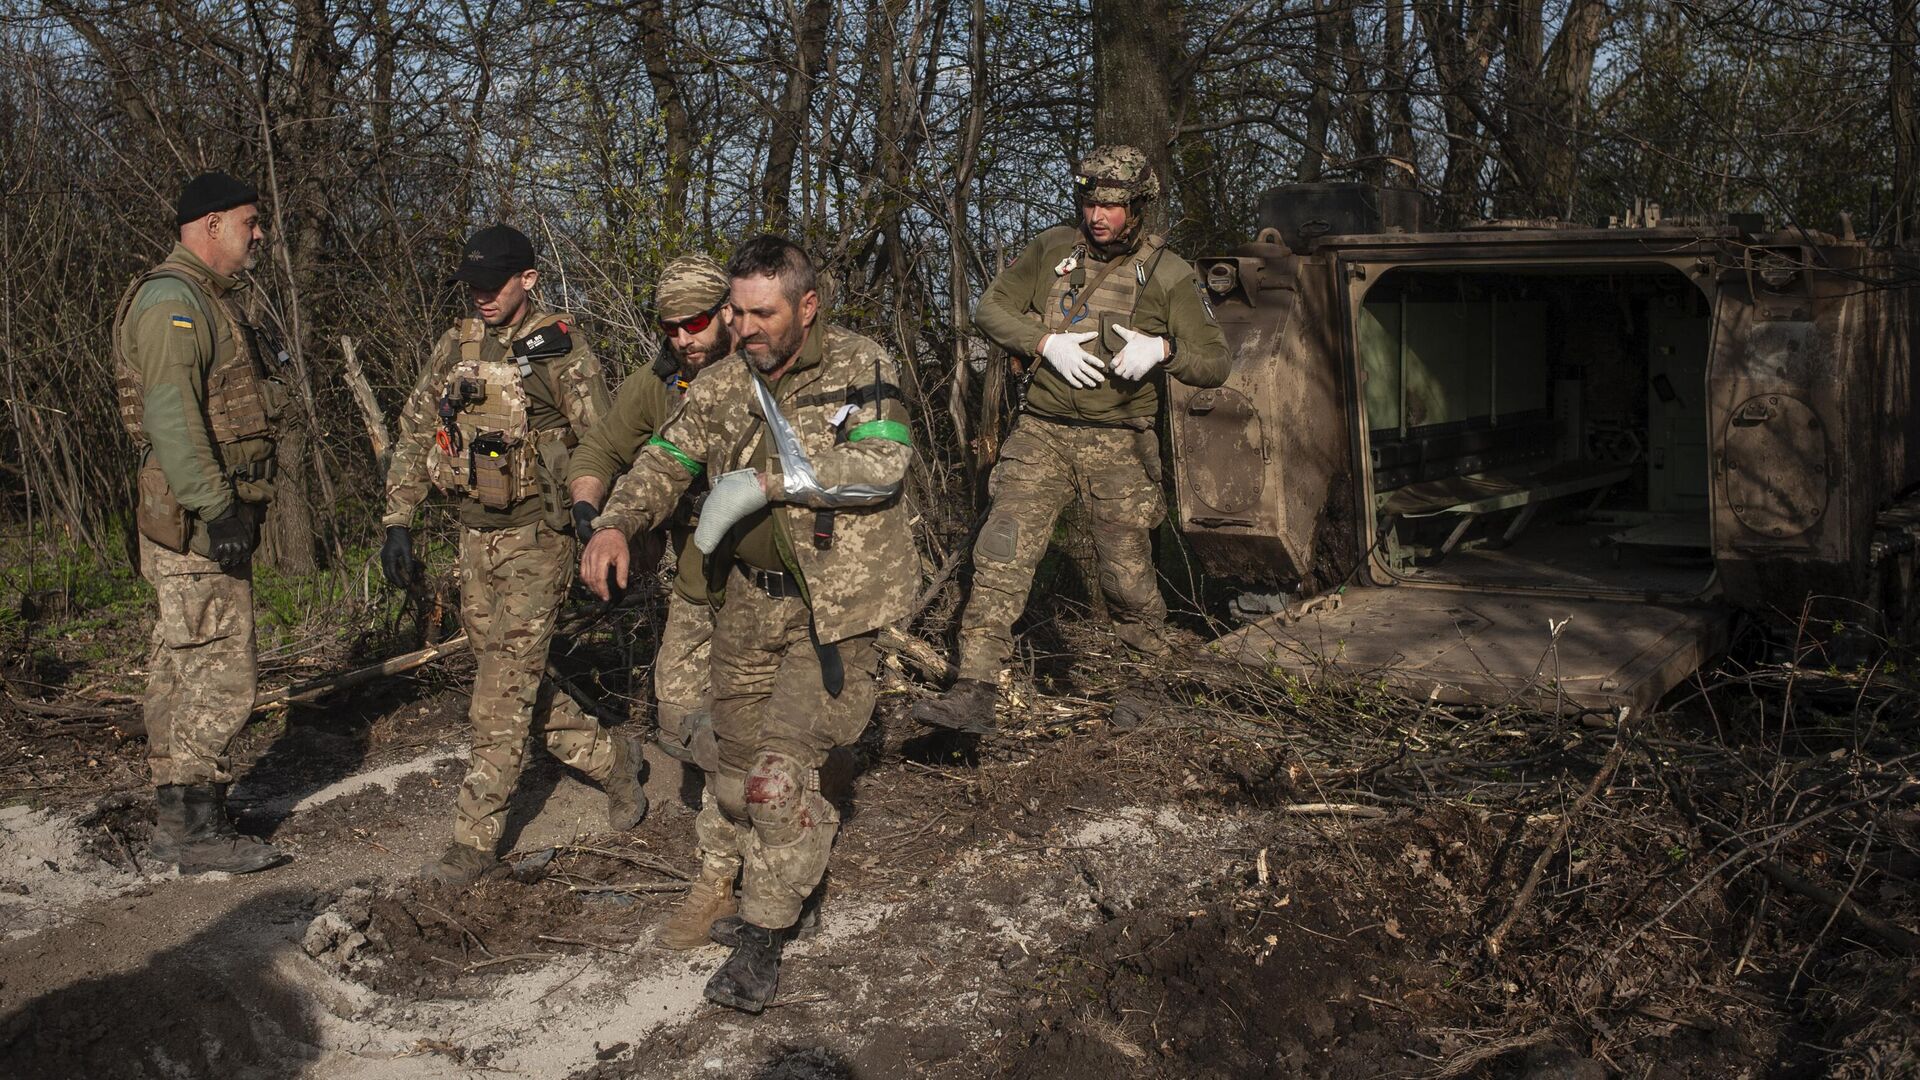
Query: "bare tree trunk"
1897 0 1918 243
948 0 988 490
1299 0 1334 183
1385 0 1418 187
761 0 833 231
633 0 693 233
1092 0 1175 231
1338 0 1380 187
1416 0 1499 225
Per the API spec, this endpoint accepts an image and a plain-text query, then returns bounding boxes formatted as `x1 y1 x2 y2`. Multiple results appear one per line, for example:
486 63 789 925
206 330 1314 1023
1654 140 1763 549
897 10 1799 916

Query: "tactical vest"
424 314 574 510
112 259 285 491
1042 234 1169 364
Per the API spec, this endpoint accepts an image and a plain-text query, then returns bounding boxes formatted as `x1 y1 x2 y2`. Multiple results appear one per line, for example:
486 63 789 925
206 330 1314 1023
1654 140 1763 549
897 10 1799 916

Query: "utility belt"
1021 409 1154 432
737 562 804 599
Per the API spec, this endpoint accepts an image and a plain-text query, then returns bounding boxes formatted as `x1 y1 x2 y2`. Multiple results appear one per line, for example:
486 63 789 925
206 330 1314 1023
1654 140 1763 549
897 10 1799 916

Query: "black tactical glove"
572 500 600 543
205 506 255 570
380 525 418 589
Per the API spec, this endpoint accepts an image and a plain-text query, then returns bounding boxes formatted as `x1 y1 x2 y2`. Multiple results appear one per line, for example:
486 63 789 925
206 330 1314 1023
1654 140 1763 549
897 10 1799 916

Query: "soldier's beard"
676 328 732 374
741 323 803 374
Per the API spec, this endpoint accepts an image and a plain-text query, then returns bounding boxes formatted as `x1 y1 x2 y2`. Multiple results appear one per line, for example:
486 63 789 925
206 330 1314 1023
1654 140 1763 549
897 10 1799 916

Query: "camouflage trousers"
452 522 618 853
695 564 877 929
140 536 258 788
956 415 1170 682
655 591 713 746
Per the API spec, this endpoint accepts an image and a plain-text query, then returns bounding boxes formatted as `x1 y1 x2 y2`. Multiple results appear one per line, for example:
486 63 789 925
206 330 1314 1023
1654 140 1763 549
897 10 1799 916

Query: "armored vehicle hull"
1177 191 1920 712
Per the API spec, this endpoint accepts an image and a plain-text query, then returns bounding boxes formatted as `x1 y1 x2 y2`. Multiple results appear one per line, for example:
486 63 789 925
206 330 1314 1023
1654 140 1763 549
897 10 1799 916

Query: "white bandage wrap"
753 378 902 509
692 469 770 553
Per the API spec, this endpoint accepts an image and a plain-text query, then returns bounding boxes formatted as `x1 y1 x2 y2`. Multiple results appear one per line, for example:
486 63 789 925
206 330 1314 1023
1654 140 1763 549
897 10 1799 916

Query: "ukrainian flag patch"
169 314 195 330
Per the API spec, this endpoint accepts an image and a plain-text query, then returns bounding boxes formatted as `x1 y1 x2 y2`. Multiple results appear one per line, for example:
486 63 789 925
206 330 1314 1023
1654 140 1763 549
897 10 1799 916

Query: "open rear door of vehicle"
1214 588 1729 714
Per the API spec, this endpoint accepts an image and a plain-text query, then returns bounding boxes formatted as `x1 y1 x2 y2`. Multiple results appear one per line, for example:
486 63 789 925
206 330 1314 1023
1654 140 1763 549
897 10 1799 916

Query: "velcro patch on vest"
512 322 571 361
169 314 195 330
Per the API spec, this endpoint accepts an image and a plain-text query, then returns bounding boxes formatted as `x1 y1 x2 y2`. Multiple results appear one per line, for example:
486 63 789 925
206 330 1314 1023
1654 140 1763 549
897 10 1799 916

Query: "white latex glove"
1039 330 1105 389
1110 325 1169 381
693 469 770 554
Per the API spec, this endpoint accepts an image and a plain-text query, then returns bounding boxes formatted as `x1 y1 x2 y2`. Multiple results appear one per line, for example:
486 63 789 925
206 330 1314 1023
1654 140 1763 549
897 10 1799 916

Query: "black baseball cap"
447 224 536 289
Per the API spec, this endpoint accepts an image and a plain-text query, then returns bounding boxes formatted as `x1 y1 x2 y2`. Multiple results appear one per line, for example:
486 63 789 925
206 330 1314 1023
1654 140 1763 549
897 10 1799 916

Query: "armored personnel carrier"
1176 184 1920 712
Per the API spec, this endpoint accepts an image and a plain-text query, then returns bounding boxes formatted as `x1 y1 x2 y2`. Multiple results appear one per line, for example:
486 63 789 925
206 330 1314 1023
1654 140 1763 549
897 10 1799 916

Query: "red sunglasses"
659 300 724 336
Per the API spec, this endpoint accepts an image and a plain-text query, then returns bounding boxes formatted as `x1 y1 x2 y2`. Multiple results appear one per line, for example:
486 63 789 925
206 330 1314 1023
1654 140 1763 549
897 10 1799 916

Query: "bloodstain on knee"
744 771 793 805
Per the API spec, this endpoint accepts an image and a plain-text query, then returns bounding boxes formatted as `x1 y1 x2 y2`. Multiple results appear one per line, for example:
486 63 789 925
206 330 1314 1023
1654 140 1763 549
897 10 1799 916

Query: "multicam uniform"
384 307 622 854
959 224 1228 682
567 355 711 748
112 243 288 787
593 322 914 930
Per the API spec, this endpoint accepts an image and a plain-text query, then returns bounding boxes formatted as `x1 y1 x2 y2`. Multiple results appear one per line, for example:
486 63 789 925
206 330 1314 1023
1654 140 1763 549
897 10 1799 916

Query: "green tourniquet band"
648 435 703 474
846 419 912 446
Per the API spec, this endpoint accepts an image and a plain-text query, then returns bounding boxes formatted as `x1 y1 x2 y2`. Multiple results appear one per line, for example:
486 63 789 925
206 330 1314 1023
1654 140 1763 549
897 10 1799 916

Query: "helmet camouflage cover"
655 253 730 320
1073 145 1160 205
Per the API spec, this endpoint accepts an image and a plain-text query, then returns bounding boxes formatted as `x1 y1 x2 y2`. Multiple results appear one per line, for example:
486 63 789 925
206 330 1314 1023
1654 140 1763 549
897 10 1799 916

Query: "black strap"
792 382 906 410
813 509 834 550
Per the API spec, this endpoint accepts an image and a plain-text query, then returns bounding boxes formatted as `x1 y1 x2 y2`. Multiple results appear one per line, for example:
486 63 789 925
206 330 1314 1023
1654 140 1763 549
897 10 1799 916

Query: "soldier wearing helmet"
567 252 739 949
914 145 1227 735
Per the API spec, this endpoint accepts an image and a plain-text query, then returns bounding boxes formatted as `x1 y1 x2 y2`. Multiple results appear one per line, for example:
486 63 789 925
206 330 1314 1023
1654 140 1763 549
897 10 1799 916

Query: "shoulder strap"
1066 246 1138 324
457 317 485 365
1128 236 1172 324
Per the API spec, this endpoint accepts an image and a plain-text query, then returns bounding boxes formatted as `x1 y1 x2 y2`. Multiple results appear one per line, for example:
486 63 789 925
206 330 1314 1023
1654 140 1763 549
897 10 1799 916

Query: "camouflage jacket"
594 322 916 644
383 306 611 531
973 224 1228 424
568 351 707 602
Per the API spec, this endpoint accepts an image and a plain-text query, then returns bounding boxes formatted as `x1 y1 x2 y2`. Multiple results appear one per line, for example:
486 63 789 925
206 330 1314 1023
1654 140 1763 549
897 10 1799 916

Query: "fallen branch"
1284 802 1389 818
1486 711 1631 958
879 625 953 682
255 633 471 712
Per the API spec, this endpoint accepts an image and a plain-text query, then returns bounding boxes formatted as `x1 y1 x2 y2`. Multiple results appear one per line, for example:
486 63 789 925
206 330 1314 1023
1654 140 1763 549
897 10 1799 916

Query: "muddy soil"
2 645 1917 1079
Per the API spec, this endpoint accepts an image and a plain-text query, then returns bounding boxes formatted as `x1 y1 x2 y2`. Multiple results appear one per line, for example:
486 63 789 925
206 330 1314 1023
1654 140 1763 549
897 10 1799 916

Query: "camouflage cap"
655 253 730 320
1073 145 1161 204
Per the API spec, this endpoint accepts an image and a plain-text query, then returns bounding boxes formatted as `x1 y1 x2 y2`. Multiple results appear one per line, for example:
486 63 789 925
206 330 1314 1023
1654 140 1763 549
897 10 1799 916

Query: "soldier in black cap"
379 224 647 887
110 170 292 874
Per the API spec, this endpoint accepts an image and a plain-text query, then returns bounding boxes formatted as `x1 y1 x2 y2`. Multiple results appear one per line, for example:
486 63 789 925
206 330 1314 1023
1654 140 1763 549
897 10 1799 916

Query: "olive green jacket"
383 306 611 531
115 244 282 557
568 354 707 602
973 225 1228 424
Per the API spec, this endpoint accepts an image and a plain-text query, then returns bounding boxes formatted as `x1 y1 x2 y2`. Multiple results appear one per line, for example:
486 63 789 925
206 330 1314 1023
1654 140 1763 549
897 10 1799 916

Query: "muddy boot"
146 784 189 864
909 678 997 735
604 733 649 831
171 784 289 875
703 921 786 1014
657 863 739 950
417 842 502 888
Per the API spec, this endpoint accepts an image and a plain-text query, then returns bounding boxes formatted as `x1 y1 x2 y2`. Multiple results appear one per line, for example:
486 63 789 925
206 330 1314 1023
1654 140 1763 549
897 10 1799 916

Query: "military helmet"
1073 145 1160 205
655 253 730 320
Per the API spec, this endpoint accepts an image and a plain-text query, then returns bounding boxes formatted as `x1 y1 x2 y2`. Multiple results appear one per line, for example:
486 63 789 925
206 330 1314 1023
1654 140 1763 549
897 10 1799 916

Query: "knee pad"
976 514 1020 565
744 750 832 845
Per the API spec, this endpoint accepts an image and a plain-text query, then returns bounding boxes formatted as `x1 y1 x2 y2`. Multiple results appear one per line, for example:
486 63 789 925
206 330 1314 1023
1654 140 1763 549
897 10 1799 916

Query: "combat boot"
146 784 190 864
703 921 786 1013
417 842 503 888
909 678 997 735
657 862 739 950
605 733 649 831
167 784 289 875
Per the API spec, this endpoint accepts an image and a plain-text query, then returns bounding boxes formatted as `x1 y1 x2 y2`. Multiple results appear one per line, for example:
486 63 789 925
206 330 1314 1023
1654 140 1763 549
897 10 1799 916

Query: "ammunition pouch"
135 461 190 553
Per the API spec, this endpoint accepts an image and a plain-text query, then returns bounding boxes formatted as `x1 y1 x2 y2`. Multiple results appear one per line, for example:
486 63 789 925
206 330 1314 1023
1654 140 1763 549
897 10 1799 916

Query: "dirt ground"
3 613 1919 1079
